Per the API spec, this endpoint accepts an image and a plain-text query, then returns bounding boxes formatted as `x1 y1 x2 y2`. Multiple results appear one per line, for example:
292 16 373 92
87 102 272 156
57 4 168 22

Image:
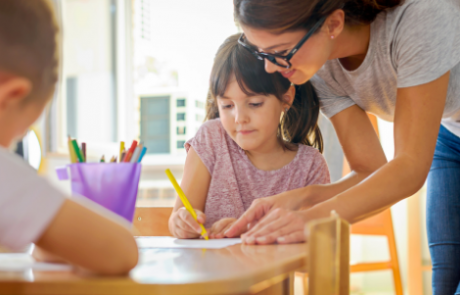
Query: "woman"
224 0 460 293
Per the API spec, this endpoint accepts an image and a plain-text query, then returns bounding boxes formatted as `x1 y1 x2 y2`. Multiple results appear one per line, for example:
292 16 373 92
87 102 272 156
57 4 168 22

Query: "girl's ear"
282 85 296 110
0 77 32 111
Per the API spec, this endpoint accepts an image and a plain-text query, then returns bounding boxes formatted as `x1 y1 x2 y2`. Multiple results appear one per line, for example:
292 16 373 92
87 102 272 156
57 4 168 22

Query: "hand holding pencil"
166 169 209 240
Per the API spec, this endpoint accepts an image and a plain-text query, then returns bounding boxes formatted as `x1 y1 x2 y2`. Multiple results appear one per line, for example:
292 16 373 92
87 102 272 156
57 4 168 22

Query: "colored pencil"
123 140 138 162
130 144 143 163
67 136 78 163
119 141 125 163
81 142 86 162
71 139 85 163
137 146 147 163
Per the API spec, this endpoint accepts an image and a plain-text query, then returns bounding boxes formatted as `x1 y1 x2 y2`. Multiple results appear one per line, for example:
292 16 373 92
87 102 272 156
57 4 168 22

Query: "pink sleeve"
305 150 331 185
185 119 225 175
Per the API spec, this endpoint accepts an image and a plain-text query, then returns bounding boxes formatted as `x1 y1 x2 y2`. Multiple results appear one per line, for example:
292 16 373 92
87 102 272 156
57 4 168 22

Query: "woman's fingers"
209 218 236 239
242 209 306 245
225 199 273 237
277 231 306 244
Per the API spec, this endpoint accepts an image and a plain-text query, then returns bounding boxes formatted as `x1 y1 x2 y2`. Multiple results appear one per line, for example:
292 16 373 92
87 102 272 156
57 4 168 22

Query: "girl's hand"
209 218 238 239
169 207 206 239
240 208 307 245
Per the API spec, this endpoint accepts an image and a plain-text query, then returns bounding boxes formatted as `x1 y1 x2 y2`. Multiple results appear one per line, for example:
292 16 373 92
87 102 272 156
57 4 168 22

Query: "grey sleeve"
310 75 356 118
392 0 460 88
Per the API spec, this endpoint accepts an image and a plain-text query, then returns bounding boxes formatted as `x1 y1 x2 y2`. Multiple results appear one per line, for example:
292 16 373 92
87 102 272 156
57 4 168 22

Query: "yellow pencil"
165 169 208 240
67 136 78 163
119 141 125 163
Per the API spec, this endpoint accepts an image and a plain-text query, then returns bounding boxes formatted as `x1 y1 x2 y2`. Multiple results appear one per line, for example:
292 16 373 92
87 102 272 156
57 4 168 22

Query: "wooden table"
0 240 307 295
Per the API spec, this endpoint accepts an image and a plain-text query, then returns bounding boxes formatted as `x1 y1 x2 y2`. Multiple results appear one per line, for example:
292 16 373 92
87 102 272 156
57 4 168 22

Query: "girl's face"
241 25 333 85
217 75 293 152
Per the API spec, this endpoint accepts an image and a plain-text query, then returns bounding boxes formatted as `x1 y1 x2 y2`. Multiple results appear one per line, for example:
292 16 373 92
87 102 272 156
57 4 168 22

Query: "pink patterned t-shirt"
185 119 330 228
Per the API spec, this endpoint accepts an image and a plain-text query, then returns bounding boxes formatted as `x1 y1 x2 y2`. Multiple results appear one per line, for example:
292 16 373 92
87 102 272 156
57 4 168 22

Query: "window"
177 99 186 107
177 113 186 121
140 96 170 154
61 0 118 143
50 0 239 208
196 114 204 122
196 101 205 109
177 126 186 135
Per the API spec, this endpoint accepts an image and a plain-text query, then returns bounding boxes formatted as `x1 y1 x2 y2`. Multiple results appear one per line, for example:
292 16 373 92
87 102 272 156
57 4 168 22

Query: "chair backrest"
350 208 393 236
307 212 350 295
133 207 173 236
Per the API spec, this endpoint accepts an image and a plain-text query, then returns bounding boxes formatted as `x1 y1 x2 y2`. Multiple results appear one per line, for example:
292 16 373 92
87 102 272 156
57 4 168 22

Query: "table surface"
0 238 308 295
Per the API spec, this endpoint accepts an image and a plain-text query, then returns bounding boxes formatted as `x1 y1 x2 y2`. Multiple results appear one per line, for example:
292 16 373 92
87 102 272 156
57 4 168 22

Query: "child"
0 0 137 275
169 34 330 239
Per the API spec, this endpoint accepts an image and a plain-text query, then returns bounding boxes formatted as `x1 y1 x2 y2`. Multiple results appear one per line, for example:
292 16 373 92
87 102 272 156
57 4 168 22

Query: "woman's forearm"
302 154 427 224
303 170 377 208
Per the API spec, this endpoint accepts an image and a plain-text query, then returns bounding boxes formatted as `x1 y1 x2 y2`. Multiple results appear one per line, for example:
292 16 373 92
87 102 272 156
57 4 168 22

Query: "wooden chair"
345 114 403 295
350 209 403 295
306 211 350 295
132 207 173 236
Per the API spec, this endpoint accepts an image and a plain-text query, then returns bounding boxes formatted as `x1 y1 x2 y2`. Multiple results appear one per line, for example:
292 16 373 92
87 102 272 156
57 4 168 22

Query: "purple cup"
56 163 141 222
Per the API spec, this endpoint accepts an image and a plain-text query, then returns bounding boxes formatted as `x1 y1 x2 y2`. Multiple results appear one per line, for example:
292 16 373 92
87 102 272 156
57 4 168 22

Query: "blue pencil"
137 147 147 163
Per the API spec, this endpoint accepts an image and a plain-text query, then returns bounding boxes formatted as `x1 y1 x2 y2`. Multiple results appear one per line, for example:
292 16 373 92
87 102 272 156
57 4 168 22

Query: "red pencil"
123 140 138 162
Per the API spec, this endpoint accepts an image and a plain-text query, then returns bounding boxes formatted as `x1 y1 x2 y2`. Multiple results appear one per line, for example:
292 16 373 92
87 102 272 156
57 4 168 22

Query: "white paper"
0 253 72 272
136 237 242 249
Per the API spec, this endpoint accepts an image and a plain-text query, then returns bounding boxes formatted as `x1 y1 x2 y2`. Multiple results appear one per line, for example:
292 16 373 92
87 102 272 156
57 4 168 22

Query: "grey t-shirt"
311 0 460 137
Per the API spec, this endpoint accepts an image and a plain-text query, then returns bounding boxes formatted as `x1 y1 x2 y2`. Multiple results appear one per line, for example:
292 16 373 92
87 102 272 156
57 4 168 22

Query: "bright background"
31 1 432 294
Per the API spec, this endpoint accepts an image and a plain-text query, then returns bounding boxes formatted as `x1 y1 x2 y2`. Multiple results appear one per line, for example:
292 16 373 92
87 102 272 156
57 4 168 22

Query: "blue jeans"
427 125 460 295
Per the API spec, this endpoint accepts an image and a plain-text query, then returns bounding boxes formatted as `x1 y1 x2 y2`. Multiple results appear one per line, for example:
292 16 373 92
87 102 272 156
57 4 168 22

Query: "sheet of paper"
136 237 242 249
0 253 72 272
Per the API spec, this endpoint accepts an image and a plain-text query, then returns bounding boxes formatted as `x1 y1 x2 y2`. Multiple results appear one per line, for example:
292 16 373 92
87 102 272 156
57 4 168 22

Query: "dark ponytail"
234 0 405 31
206 34 323 153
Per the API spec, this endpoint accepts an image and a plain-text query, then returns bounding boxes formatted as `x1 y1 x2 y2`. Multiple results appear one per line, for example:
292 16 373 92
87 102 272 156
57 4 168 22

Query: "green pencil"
71 139 85 163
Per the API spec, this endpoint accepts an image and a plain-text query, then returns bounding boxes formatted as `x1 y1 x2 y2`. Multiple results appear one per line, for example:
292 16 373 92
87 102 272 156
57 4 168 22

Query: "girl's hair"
206 34 323 153
234 0 404 31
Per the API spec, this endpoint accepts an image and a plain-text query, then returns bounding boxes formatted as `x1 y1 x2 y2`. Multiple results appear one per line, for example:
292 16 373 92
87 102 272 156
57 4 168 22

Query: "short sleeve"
392 0 460 88
185 119 225 175
304 149 331 186
310 74 356 118
0 149 65 250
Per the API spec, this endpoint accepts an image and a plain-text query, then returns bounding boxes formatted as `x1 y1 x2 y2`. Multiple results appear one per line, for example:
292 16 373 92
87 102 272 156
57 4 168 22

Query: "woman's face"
242 25 333 85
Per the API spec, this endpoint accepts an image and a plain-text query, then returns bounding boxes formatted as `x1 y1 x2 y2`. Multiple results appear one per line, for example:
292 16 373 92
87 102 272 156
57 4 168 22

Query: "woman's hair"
206 34 323 153
0 0 59 102
234 0 404 31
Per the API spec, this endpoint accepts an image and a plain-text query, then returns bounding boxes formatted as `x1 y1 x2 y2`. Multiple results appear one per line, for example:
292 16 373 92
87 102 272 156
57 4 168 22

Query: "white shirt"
311 0 460 137
0 146 65 250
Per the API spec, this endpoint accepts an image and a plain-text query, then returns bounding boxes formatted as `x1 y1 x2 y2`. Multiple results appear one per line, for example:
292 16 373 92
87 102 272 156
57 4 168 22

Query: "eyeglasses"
238 16 327 69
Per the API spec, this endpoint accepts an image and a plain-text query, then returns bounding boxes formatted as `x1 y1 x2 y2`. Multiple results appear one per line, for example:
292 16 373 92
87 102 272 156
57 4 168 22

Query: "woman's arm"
226 104 387 237
229 71 450 243
168 146 211 238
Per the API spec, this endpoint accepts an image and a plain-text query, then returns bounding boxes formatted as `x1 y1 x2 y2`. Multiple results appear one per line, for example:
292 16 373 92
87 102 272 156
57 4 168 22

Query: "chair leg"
387 229 404 295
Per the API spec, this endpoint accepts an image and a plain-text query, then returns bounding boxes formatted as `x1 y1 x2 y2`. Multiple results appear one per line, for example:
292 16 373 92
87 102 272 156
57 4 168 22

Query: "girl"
169 34 330 239
224 0 460 293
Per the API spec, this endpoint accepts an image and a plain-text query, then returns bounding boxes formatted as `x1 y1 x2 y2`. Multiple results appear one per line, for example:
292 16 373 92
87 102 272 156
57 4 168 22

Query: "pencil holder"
56 163 141 222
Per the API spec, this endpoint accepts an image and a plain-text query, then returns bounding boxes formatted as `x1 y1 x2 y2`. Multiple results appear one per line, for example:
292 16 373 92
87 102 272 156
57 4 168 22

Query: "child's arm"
34 198 138 275
169 147 211 238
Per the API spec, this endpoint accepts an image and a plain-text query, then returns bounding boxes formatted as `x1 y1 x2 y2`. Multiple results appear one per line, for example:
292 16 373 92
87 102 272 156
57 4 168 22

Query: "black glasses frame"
238 16 327 69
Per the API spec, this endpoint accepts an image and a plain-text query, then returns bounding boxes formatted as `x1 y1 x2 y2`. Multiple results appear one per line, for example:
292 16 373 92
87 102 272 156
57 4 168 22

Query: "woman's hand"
225 190 307 238
240 208 307 245
208 218 237 239
169 207 206 239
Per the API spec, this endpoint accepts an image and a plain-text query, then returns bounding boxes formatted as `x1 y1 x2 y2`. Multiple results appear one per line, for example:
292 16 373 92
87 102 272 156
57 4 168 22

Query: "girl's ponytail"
281 82 323 153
